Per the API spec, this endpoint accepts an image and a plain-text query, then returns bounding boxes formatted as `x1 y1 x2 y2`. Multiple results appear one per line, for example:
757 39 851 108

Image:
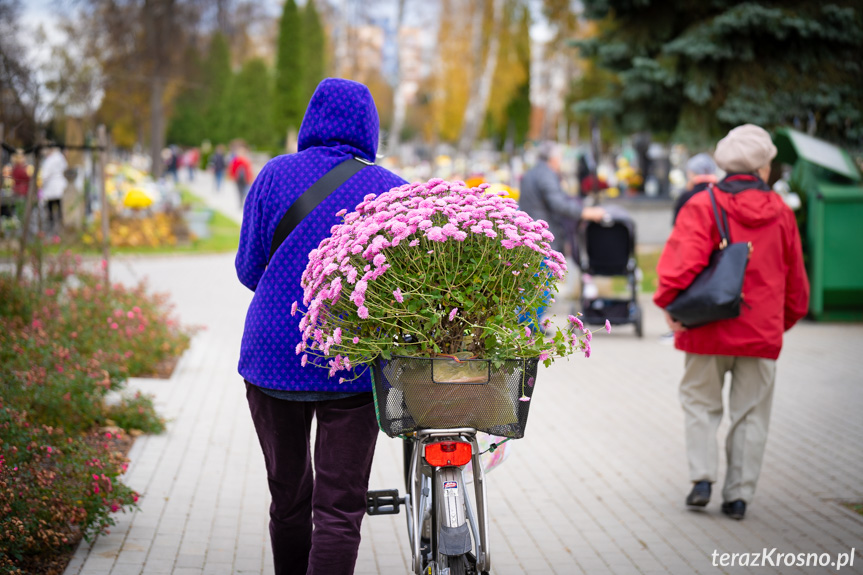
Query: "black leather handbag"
665 186 751 328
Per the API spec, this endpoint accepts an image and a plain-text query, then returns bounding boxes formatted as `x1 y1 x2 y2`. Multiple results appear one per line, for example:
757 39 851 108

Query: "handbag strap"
707 185 732 248
268 157 369 264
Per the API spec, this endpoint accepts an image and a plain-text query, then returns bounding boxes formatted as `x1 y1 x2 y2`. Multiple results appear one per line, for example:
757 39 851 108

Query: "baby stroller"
574 205 643 337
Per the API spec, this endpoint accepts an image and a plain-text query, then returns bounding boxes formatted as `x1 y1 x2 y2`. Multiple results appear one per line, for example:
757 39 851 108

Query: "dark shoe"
721 500 746 520
686 481 711 507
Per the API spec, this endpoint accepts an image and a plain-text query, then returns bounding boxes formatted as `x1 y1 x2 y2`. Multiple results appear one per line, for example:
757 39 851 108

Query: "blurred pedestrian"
236 78 408 575
672 153 718 225
229 144 253 207
653 124 810 520
208 144 227 192
183 147 200 182
11 150 30 199
519 142 605 326
577 154 606 197
40 146 68 233
520 142 605 253
164 146 180 184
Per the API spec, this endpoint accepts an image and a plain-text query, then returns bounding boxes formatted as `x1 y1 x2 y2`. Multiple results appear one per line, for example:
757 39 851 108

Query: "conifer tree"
167 44 205 146
224 58 274 149
301 0 326 107
574 1 863 146
202 32 233 145
274 0 305 137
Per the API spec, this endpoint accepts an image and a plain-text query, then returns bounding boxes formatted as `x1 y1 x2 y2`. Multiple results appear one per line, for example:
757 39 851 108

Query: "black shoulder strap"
268 157 369 264
707 184 731 246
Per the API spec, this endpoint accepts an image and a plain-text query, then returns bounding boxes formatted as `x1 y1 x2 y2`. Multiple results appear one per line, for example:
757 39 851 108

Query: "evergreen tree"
273 0 305 137
224 58 274 149
166 44 205 146
301 0 326 107
202 32 233 145
574 1 863 146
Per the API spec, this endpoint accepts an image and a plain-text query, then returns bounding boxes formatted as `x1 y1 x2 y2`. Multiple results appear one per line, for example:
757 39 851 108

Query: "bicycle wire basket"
371 356 540 439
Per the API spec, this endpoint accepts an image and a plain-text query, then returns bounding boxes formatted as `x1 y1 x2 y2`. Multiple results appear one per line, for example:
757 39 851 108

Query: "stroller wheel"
634 310 644 338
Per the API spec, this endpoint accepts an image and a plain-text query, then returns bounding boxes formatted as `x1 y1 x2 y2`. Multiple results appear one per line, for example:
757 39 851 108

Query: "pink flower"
518 395 531 402
584 342 592 358
336 208 347 217
127 311 135 318
358 306 369 319
352 336 360 344
585 330 592 342
111 322 119 330
524 326 531 338
568 315 584 331
527 376 535 388
393 288 404 303
373 253 386 267
605 319 612 333
334 327 342 344
301 354 308 367
291 301 298 316
426 227 446 242
539 351 550 361
409 239 420 247
448 308 458 321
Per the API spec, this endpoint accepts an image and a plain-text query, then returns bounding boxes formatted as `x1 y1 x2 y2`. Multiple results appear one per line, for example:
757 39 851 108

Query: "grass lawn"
608 247 660 295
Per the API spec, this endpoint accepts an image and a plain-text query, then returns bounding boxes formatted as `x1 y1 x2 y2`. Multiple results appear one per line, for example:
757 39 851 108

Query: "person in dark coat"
236 79 407 575
518 142 604 254
654 124 809 521
672 153 718 225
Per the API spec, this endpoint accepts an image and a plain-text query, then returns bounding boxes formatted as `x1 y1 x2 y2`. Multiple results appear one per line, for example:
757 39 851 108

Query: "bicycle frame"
406 428 489 575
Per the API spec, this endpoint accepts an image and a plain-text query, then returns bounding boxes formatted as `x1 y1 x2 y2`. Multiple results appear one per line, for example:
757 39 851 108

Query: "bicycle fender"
438 523 472 556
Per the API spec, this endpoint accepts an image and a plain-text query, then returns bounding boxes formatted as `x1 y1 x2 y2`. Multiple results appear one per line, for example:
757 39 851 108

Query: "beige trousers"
679 353 777 504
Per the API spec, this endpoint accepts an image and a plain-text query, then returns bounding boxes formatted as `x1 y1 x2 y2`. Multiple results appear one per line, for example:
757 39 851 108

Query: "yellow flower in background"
123 188 153 210
484 182 519 202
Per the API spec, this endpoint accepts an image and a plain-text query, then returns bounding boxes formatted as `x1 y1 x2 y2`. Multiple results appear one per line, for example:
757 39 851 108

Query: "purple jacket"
236 79 407 392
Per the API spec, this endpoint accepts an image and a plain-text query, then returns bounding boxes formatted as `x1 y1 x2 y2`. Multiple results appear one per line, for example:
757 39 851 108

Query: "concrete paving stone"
201 564 234 575
138 559 175 573
115 551 149 565
173 555 206 569
170 568 204 575
109 564 143 575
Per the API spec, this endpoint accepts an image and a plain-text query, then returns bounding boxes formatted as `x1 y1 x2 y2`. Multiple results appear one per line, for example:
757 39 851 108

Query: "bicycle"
366 355 539 575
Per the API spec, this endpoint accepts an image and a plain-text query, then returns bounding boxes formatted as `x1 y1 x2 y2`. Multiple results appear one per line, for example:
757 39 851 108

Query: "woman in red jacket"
229 144 254 207
654 124 809 520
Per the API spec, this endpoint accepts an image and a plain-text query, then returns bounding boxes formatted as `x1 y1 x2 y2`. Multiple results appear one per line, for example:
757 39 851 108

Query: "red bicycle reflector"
424 441 472 467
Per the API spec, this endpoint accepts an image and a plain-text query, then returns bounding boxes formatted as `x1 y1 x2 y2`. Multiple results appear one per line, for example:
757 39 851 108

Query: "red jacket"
229 154 253 182
654 175 809 360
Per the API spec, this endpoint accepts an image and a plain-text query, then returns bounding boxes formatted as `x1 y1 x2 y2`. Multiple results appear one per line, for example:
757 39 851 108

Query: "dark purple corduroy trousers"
245 382 379 575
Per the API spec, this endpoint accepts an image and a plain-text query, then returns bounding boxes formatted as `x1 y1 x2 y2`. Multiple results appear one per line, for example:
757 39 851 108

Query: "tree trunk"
16 146 41 282
386 0 408 157
458 0 503 154
150 75 165 179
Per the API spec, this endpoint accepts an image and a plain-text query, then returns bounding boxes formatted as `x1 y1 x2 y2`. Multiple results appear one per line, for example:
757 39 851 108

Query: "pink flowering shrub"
295 179 593 376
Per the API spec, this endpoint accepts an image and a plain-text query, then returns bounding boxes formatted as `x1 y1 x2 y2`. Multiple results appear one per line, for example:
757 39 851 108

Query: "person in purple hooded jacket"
236 78 407 575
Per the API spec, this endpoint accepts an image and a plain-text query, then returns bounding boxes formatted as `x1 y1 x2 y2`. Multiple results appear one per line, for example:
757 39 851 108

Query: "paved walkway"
66 171 863 575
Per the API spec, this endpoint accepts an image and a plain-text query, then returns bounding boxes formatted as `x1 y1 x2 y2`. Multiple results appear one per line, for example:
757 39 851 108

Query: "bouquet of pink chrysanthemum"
293 178 596 378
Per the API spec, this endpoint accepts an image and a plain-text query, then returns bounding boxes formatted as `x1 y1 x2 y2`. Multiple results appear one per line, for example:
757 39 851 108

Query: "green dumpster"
773 127 863 321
